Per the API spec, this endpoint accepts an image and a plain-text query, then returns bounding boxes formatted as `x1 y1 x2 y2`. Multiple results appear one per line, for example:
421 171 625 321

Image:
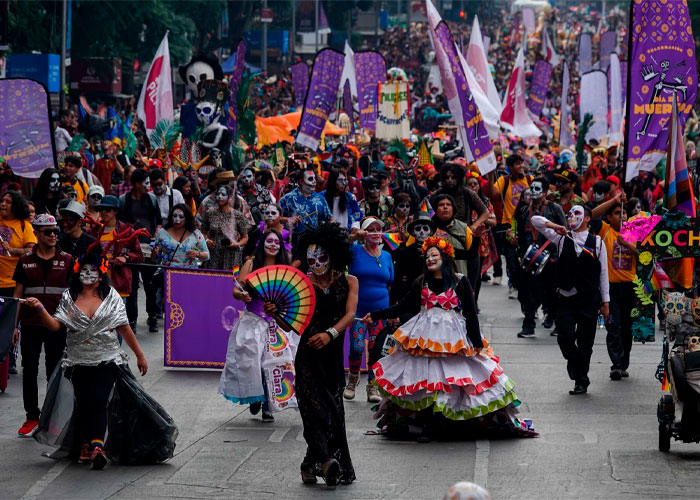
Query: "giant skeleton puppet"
178 54 224 139
195 79 233 171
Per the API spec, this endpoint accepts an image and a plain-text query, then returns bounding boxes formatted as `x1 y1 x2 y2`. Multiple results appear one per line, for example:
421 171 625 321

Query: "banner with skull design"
624 0 697 182
0 79 56 179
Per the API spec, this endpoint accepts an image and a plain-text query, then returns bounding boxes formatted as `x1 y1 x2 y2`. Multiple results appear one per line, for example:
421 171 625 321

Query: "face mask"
49 174 61 192
301 172 316 193
425 248 443 271
172 210 186 224
412 223 432 242
567 206 585 231
215 187 229 203
242 169 255 186
79 266 100 285
530 181 544 200
262 206 280 222
307 244 330 275
396 202 411 217
264 234 281 256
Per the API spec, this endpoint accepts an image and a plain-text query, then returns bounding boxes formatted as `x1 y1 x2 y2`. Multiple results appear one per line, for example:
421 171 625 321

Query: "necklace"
314 271 335 294
364 245 382 268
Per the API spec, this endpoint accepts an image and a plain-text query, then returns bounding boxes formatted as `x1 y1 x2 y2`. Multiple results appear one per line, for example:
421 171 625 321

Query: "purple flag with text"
599 31 616 71
296 48 344 151
624 0 697 181
0 79 56 179
227 39 247 139
433 21 496 174
289 62 309 109
527 60 553 117
354 51 386 132
578 33 592 74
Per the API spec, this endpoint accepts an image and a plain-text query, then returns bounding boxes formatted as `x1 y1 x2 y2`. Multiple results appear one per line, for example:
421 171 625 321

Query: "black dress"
294 274 356 484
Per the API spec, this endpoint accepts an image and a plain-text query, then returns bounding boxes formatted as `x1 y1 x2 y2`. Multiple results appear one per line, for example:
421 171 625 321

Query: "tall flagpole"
60 0 67 110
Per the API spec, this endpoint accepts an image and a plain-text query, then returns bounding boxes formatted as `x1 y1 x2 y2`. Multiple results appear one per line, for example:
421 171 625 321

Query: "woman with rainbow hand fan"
362 236 537 441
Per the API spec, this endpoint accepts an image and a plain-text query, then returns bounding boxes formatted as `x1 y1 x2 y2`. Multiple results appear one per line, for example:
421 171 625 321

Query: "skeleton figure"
195 79 232 169
691 297 700 328
687 336 700 352
636 59 688 140
529 181 545 200
662 291 687 327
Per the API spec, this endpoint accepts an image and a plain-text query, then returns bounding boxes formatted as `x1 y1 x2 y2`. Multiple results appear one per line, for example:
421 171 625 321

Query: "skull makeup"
567 205 585 231
144 178 151 191
301 171 317 194
396 201 411 217
592 189 606 203
520 188 532 204
185 61 216 94
691 297 700 327
172 209 186 225
263 233 281 257
306 244 330 276
687 336 700 352
336 175 348 190
629 201 642 217
663 291 687 326
262 205 280 222
412 223 432 243
79 265 100 285
215 186 229 204
529 181 544 200
241 168 255 187
195 101 220 126
210 148 223 168
48 173 61 192
425 247 443 272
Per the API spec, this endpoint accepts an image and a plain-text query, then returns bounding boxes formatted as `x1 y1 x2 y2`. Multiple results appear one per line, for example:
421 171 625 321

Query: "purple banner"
342 79 354 133
558 62 575 148
354 51 386 132
578 33 592 73
289 62 309 109
625 0 697 181
0 79 56 179
527 60 553 117
296 48 344 151
434 21 496 174
599 31 616 71
164 268 243 368
227 39 247 140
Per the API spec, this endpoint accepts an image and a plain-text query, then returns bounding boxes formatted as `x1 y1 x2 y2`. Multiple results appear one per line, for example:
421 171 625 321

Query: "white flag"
467 15 502 116
500 48 541 139
541 28 561 67
137 32 173 132
338 40 357 97
608 52 623 144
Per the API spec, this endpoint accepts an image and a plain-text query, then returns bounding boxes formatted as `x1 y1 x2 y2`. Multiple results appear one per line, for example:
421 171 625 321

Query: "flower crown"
74 254 109 275
421 236 455 258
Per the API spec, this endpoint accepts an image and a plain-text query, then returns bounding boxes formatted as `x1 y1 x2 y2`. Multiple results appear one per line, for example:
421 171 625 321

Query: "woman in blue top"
322 168 364 231
345 217 394 403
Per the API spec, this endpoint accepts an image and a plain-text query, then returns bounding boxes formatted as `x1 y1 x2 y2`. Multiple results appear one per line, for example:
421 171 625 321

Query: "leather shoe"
569 384 587 395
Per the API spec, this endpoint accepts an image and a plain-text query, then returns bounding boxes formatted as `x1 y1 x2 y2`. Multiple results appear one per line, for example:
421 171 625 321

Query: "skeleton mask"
262 205 280 222
172 209 186 225
79 265 100 285
663 291 687 326
215 186 229 204
263 232 281 256
306 244 330 276
567 205 585 231
196 100 220 126
185 61 216 94
301 171 316 194
210 148 223 168
48 173 61 192
241 169 255 187
425 247 443 272
592 189 607 203
412 223 432 242
691 297 700 327
530 181 544 200
687 336 700 352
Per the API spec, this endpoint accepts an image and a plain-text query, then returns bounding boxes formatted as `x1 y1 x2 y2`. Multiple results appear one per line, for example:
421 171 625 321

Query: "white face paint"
215 187 229 204
172 209 186 225
425 247 443 272
195 100 219 125
365 223 383 246
49 174 61 192
592 189 606 202
529 181 544 200
185 61 216 94
241 169 255 186
262 205 280 222
567 205 585 231
336 175 348 191
263 233 281 257
79 265 100 285
306 244 330 276
630 202 641 217
144 178 151 191
301 171 316 194
412 223 432 242
396 201 411 217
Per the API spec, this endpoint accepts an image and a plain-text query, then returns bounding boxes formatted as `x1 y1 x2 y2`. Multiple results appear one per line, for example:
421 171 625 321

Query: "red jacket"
90 221 144 295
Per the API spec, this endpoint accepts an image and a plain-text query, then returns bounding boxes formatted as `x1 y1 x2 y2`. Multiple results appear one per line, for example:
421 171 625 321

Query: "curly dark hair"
1 190 31 220
297 223 353 272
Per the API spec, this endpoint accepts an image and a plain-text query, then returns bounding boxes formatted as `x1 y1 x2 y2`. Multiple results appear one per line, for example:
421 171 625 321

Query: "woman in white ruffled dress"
362 236 536 440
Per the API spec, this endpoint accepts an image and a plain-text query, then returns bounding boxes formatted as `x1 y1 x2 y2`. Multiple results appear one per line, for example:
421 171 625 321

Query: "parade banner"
467 15 502 119
522 7 535 35
339 40 357 96
354 51 386 132
342 79 354 132
296 48 344 151
289 62 309 109
541 28 560 67
624 0 697 182
599 30 616 71
376 80 410 140
558 62 575 148
527 60 552 117
620 59 627 107
500 47 541 139
580 70 608 142
608 52 623 144
578 33 592 73
137 32 173 132
164 268 242 368
227 39 247 140
433 21 497 174
0 79 55 179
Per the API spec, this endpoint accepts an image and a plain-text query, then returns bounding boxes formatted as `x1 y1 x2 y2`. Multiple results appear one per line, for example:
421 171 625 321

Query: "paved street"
2 280 699 500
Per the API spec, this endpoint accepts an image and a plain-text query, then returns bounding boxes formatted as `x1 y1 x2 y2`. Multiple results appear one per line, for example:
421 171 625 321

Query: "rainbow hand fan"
244 265 316 335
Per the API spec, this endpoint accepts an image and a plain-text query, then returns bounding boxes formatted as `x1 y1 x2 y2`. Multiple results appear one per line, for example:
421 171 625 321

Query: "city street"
1 281 699 500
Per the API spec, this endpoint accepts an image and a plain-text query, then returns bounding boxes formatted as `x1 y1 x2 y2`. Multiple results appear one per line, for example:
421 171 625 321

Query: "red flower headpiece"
421 236 455 258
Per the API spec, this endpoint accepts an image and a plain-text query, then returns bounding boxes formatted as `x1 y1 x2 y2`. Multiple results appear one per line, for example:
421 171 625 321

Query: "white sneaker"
492 276 502 286
508 287 517 299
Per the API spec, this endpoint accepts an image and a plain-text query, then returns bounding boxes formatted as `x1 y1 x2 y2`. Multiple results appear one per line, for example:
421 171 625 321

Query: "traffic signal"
459 11 465 18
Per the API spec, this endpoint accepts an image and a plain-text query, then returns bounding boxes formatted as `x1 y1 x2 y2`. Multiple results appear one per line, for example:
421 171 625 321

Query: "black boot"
147 317 158 333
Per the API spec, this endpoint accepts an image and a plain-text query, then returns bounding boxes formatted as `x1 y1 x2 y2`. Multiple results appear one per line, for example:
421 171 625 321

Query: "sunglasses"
39 228 60 236
89 194 103 200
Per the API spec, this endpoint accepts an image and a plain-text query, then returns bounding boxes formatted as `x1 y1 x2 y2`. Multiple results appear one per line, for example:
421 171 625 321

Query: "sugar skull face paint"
262 205 280 222
49 173 61 192
396 201 411 217
412 223 432 242
215 187 229 204
425 247 442 272
530 181 544 200
301 171 316 194
79 264 100 285
306 244 330 275
172 209 186 225
567 205 585 231
263 233 281 257
241 169 255 187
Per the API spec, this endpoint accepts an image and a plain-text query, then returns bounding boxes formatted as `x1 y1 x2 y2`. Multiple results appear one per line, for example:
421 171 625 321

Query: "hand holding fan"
244 265 316 335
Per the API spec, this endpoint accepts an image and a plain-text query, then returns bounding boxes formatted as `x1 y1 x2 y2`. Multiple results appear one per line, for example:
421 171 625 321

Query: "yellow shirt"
0 218 38 288
599 221 636 283
494 175 531 225
63 179 89 204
